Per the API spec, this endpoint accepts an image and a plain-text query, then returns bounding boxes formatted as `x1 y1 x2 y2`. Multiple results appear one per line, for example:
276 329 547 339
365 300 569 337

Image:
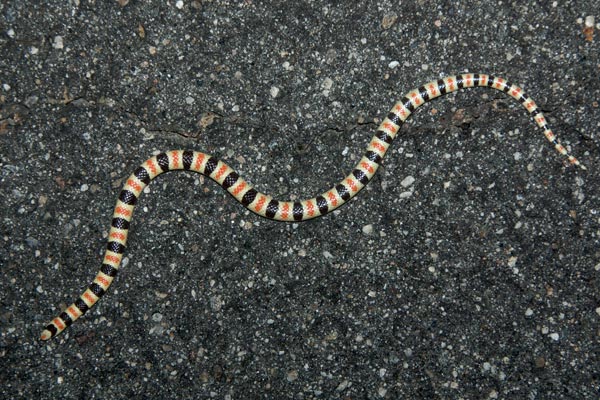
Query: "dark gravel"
1 1 599 399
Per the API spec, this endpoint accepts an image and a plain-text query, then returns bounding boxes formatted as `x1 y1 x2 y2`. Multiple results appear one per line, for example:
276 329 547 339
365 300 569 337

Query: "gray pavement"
1 1 599 398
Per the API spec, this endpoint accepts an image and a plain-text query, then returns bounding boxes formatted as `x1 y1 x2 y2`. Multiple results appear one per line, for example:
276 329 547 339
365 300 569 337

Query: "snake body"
40 73 585 341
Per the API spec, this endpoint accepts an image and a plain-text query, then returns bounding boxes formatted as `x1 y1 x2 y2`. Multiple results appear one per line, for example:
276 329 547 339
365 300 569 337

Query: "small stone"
185 96 195 104
388 61 399 69
549 332 559 341
286 370 298 382
507 256 518 268
80 184 89 192
149 46 157 55
525 308 533 317
584 15 595 28
7 29 15 39
30 47 39 55
270 86 280 98
596 307 600 316
53 36 64 49
149 325 163 335
336 380 350 391
176 0 184 9
534 356 546 368
25 95 39 107
362 224 373 235
26 237 39 248
152 313 163 322
401 175 415 187
381 13 398 29
322 77 333 90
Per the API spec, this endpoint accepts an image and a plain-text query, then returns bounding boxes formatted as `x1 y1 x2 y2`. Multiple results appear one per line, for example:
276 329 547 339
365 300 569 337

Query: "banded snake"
40 73 585 341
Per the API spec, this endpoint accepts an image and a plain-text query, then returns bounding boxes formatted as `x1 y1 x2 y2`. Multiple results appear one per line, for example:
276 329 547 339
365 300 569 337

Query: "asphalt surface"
1 1 599 399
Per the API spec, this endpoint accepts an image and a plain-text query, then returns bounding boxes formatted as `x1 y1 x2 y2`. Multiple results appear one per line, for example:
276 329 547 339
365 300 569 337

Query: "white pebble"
152 313 163 322
2 84 10 91
322 77 333 90
30 46 39 55
185 96 195 104
595 307 600 316
53 36 64 49
549 332 559 341
401 175 415 187
399 191 413 199
594 262 600 271
362 224 373 235
514 221 522 229
525 308 533 316
336 380 350 391
388 60 399 69
176 0 184 9
80 184 89 192
513 152 522 161
322 250 333 259
7 28 15 38
507 256 518 268
270 86 280 98
584 15 595 28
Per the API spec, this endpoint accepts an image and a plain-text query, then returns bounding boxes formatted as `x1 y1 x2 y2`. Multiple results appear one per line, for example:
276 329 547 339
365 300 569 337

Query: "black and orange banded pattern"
40 74 585 341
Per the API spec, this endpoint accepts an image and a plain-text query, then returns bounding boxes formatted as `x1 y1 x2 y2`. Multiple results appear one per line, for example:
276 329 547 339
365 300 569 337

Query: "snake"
40 73 586 341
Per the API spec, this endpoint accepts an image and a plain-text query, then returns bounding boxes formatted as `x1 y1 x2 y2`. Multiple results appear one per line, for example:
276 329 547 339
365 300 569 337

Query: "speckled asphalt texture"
1 1 599 399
